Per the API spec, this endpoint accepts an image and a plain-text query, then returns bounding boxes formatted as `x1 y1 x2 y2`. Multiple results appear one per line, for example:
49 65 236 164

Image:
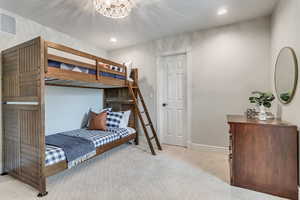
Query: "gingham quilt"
45 127 136 166
45 145 66 166
60 129 121 148
107 127 135 138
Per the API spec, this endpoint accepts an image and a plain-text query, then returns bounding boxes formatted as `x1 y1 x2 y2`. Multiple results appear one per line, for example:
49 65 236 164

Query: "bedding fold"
46 133 96 169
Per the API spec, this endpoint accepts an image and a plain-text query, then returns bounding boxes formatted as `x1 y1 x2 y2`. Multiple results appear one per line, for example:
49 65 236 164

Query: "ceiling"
0 0 278 51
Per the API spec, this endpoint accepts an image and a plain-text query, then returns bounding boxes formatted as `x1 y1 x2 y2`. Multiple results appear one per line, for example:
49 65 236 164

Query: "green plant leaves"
248 91 275 108
263 102 271 108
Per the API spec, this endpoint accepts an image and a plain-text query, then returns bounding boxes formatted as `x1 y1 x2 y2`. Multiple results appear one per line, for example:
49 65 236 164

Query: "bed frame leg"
134 136 139 145
37 191 48 198
0 172 8 176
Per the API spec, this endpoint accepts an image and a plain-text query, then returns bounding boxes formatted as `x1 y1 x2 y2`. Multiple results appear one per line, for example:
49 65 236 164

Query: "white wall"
271 0 300 182
45 86 102 135
109 17 271 148
271 0 300 124
107 43 158 129
191 17 271 147
0 8 106 172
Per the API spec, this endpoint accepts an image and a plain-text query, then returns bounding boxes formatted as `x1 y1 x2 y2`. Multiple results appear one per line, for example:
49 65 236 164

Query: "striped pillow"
106 111 124 128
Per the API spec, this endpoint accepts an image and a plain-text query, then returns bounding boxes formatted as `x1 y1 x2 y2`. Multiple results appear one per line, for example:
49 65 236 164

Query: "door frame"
156 50 192 147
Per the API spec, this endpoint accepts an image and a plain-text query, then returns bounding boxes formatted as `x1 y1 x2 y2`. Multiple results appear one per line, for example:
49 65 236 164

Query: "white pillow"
119 110 131 128
124 61 133 81
91 108 112 114
61 63 73 70
72 67 82 72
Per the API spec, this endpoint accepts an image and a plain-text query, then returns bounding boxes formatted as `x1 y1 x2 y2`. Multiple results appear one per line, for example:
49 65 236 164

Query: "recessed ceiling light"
110 37 117 43
217 8 228 16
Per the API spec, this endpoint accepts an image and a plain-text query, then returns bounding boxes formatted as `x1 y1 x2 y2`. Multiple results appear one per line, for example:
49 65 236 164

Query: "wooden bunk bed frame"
1 37 139 197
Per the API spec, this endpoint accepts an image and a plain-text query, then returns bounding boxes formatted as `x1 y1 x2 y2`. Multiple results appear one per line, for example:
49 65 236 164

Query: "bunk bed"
1 37 140 197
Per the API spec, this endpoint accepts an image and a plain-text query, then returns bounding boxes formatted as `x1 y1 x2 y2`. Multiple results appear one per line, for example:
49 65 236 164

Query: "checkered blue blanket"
46 133 96 169
45 145 66 166
45 127 135 166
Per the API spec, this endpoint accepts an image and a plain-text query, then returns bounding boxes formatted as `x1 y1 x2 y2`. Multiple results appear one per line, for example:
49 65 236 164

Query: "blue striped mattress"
48 60 126 80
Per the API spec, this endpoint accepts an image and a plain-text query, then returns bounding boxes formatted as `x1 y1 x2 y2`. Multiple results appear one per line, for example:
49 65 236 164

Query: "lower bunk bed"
44 127 137 177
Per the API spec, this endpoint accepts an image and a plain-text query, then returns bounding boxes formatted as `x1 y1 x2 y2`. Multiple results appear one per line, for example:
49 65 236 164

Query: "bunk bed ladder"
128 84 162 155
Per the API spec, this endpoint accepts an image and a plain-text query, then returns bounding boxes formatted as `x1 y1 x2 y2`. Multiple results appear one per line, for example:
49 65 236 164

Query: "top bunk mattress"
45 127 136 166
48 60 126 80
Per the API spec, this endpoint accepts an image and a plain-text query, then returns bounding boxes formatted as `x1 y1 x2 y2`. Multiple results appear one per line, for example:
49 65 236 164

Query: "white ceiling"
0 0 278 51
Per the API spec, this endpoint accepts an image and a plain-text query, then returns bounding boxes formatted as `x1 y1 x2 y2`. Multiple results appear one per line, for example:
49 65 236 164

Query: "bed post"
130 69 139 145
38 37 47 197
96 59 100 80
130 68 138 86
44 41 48 73
124 63 128 86
2 37 47 197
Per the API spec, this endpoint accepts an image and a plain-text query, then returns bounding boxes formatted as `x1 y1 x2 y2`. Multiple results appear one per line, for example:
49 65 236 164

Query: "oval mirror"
275 47 298 104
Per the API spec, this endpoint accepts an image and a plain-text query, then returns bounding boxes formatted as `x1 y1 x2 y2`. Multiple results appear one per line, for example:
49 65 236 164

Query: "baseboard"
187 142 229 153
139 138 228 154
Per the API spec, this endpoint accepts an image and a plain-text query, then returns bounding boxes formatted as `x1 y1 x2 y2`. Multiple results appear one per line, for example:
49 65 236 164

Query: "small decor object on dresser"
245 108 256 119
248 91 275 120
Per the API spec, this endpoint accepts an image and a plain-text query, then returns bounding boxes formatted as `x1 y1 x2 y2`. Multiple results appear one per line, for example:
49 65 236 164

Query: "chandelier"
94 0 134 19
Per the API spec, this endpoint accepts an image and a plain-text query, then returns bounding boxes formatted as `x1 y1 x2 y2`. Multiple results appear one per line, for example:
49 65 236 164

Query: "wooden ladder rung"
145 124 151 127
150 136 155 140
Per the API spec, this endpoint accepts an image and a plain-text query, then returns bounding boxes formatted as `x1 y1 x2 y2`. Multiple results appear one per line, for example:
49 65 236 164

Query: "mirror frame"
274 47 298 104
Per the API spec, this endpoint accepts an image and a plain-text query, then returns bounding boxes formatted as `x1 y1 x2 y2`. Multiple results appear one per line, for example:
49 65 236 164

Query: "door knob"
162 103 168 107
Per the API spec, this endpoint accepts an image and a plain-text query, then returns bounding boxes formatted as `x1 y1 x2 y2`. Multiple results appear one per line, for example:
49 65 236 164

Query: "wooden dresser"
227 115 298 200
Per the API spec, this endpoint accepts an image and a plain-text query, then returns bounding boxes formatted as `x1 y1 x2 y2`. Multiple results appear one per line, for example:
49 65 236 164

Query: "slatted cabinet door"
2 106 20 176
2 37 46 195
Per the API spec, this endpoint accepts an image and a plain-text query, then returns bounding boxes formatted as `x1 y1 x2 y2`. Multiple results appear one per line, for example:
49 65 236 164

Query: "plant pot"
257 105 267 120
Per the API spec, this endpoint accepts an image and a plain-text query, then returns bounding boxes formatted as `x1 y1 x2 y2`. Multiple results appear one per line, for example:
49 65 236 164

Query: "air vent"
0 14 16 35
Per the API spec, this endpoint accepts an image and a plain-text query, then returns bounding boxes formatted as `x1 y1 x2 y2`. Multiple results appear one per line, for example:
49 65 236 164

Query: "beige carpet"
0 144 286 200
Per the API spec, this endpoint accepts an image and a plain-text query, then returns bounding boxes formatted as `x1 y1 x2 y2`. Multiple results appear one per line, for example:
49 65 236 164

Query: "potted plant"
249 91 275 120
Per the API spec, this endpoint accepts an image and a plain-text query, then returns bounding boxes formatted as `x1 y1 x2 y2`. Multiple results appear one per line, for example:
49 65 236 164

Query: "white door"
161 54 187 147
